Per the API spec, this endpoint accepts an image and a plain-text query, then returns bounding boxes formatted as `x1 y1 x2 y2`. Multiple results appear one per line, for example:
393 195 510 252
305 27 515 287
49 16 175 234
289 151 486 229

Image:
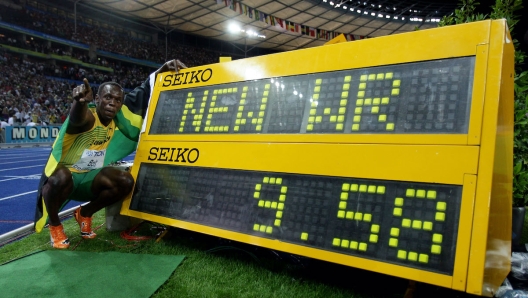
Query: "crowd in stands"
1 5 220 66
0 1 235 138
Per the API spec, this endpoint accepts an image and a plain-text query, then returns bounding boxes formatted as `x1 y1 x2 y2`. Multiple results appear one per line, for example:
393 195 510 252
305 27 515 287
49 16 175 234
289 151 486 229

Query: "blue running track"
0 147 135 236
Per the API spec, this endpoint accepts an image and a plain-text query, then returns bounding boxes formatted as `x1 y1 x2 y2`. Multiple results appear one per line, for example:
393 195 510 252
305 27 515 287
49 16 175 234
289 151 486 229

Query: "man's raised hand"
155 59 188 77
72 78 93 103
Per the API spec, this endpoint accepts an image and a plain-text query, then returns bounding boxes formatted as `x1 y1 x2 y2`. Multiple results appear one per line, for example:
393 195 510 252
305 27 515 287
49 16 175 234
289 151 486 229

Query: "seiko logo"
148 147 199 163
162 68 213 87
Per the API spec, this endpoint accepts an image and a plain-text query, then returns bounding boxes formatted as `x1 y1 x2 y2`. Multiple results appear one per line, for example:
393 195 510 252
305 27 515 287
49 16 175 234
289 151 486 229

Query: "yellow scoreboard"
121 20 514 296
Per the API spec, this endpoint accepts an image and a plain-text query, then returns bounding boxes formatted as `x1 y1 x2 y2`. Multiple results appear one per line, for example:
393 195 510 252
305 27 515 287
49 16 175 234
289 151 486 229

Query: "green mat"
0 250 185 298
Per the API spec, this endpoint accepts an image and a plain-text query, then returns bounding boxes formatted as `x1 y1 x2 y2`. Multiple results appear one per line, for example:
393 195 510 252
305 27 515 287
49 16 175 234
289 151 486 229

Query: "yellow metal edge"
119 207 454 289
467 44 490 145
154 21 492 91
466 19 513 297
451 174 477 291
136 141 479 185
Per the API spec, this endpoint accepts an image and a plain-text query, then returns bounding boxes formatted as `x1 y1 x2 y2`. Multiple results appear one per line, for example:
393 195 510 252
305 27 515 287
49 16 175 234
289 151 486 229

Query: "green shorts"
67 168 104 202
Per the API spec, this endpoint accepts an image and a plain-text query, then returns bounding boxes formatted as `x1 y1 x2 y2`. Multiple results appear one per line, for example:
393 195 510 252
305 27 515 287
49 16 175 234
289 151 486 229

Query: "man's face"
95 84 124 122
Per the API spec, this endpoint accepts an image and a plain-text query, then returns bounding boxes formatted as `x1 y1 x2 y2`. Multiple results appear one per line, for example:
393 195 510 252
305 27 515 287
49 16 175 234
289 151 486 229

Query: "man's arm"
67 78 95 134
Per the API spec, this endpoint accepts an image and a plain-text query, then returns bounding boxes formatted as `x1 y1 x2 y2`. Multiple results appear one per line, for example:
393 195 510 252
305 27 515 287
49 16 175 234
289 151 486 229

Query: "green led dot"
359 185 367 192
346 211 354 219
301 232 308 241
341 91 348 98
435 212 445 221
255 184 261 191
353 116 361 122
188 92 193 96
356 99 364 106
386 123 395 131
395 197 404 206
416 190 426 198
242 86 248 91
368 74 376 80
378 115 387 122
261 98 267 104
276 178 282 184
419 254 429 263
343 84 350 91
359 243 368 251
373 98 381 105
339 107 346 114
274 219 281 226
253 224 259 231
336 123 344 131
204 127 209 132
313 94 319 100
389 238 398 247
402 218 411 228
323 108 331 115
315 116 322 123
247 111 253 117
350 241 359 250
363 213 372 222
179 128 183 132
276 211 283 218
359 82 366 90
266 226 273 234
393 79 401 87
201 102 206 108
369 234 378 243
344 75 352 82
340 192 349 200
393 208 402 216
412 220 422 229
397 250 407 259
195 127 200 132
342 183 350 191
390 228 400 237
354 212 363 220
341 239 350 248
264 201 271 208
338 115 345 122
408 252 418 261
364 98 372 105
330 115 337 122
427 190 437 199
235 119 241 125
360 75 368 81
241 119 246 124
307 124 314 131
352 124 360 131
333 238 341 246
314 86 321 92
368 185 376 193
376 73 384 80
406 189 415 197
433 233 443 243
339 201 347 209
340 99 347 106
431 245 442 254
308 116 315 123
337 210 345 218
281 186 287 193
358 91 365 98
371 224 380 233
423 221 433 231
207 114 211 119
222 107 228 112
391 88 400 96
259 225 266 232
437 202 447 211
254 192 260 199
260 104 266 110
269 178 276 184
315 78 322 85
205 120 211 126
310 109 316 116
271 202 278 209
351 184 359 191
256 125 262 131
385 72 393 79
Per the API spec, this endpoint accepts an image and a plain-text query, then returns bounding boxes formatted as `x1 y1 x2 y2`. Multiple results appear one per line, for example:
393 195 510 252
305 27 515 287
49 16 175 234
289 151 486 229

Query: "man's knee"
46 167 73 190
100 167 134 194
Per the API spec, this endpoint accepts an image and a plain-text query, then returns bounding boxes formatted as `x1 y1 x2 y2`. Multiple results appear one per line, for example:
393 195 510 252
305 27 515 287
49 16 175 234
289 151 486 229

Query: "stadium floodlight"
228 23 242 33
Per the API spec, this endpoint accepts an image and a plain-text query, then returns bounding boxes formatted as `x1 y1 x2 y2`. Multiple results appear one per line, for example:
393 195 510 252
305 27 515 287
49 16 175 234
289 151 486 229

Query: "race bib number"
72 149 106 171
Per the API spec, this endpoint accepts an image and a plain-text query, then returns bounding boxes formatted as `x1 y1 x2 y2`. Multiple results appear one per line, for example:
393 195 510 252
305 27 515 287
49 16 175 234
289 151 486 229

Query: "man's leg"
74 167 134 238
42 166 74 249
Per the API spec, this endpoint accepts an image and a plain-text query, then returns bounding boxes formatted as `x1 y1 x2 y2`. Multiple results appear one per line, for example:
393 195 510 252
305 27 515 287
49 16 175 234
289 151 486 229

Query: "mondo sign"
121 20 513 297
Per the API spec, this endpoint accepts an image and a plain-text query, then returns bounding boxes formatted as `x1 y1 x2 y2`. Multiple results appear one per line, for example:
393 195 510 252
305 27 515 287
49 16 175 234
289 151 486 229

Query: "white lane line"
0 174 41 182
0 154 50 158
0 165 44 172
0 190 38 202
0 159 49 165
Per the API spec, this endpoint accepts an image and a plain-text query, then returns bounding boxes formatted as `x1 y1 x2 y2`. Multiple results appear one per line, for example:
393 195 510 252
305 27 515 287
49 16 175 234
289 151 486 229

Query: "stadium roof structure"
70 0 460 52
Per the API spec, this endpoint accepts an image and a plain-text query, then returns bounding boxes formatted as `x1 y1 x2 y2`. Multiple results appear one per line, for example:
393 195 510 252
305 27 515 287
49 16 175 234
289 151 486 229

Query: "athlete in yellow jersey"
42 60 187 249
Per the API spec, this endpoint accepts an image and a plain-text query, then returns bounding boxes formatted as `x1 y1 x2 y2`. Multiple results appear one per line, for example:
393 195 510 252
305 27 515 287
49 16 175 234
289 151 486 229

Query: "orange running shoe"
74 207 96 239
49 224 70 249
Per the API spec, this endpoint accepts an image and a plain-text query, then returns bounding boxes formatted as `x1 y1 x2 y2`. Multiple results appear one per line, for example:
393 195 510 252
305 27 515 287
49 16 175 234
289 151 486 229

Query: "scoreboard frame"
120 20 514 296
